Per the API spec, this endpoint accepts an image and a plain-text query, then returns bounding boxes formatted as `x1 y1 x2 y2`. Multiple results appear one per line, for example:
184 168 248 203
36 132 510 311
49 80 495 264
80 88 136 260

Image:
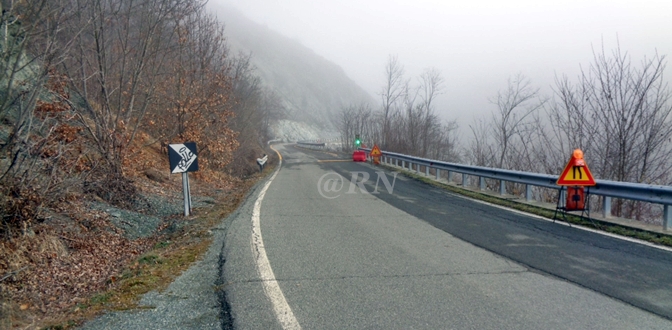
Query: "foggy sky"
212 0 672 130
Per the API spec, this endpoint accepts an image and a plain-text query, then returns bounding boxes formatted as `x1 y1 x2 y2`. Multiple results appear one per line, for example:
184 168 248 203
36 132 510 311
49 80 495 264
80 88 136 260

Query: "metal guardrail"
361 148 672 230
297 140 326 149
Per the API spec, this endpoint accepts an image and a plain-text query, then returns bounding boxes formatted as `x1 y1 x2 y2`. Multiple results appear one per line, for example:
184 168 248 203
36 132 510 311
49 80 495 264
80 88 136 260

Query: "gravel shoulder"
77 176 267 330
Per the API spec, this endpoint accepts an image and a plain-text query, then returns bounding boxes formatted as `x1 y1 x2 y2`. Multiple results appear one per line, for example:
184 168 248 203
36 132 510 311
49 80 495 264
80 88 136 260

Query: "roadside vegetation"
336 46 672 224
0 0 283 328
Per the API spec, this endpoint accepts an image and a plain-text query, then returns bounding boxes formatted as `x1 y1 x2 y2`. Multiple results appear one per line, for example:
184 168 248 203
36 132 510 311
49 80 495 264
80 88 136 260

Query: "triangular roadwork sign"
370 144 382 157
557 155 596 186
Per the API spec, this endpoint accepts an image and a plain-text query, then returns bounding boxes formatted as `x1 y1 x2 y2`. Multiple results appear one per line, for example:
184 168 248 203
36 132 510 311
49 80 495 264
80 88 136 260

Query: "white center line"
251 148 301 330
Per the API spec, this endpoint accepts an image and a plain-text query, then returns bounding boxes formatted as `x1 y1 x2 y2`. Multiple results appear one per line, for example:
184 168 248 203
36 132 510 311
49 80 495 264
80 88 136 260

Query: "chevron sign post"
257 154 268 172
168 142 198 216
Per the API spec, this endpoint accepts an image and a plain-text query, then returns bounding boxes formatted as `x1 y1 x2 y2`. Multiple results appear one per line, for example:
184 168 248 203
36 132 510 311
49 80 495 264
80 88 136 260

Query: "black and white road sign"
257 154 268 166
168 142 199 173
256 154 268 172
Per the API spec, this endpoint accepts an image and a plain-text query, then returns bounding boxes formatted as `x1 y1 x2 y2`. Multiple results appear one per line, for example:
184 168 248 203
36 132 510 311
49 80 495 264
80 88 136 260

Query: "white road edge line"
251 151 302 330
382 164 672 253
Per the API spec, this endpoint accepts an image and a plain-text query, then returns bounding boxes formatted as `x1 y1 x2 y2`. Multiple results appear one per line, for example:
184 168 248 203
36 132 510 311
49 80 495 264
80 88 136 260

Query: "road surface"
221 144 672 329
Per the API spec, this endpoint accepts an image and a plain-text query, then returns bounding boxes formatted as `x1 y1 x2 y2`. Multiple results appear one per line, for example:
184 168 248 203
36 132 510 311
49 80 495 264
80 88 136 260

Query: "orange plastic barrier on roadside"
352 150 366 162
566 187 585 211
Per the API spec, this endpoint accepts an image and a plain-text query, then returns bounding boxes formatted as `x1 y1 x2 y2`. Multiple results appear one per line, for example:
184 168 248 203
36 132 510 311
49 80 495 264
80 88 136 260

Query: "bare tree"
52 0 201 206
335 103 374 151
0 1 67 177
337 60 459 161
467 118 495 167
418 67 444 157
0 0 89 233
489 73 545 169
146 6 238 170
546 42 672 219
380 55 405 148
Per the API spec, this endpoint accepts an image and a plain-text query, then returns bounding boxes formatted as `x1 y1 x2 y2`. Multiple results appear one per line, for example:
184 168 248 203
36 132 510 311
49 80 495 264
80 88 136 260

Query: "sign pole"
168 142 198 217
257 154 268 172
187 172 192 214
182 172 190 216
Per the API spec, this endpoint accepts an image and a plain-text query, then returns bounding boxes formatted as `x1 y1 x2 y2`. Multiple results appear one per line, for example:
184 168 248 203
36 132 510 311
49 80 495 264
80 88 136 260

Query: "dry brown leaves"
0 81 244 327
0 205 154 327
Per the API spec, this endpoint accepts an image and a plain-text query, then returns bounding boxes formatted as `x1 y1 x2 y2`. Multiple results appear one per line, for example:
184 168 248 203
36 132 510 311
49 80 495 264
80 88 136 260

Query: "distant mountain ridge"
209 4 375 130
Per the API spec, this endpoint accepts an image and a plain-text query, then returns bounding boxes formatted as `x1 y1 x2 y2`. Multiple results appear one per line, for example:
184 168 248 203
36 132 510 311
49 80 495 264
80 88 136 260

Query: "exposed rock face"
271 119 338 142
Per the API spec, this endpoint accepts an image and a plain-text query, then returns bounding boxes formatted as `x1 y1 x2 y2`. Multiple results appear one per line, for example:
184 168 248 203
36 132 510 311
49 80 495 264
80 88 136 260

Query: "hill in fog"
209 5 375 132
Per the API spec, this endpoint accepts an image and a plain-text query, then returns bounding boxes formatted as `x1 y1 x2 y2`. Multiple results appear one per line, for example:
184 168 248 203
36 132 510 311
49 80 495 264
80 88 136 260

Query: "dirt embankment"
0 135 279 329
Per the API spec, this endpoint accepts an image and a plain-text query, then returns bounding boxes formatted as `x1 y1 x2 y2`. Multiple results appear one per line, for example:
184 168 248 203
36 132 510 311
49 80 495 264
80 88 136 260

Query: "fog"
212 0 672 129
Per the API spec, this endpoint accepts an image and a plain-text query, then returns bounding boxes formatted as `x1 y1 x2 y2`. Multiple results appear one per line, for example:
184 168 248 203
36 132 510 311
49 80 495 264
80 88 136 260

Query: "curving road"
220 144 672 329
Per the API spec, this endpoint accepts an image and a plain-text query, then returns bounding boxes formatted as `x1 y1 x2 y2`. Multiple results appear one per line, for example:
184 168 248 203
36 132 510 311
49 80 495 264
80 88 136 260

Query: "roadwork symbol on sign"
169 142 199 174
556 149 595 186
370 144 382 157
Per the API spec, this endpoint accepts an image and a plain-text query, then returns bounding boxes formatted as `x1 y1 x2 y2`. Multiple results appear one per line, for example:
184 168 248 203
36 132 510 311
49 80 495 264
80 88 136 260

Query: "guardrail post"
525 185 532 201
462 174 468 187
447 171 452 183
415 163 419 173
500 180 505 195
664 205 671 230
395 158 399 167
436 168 440 180
402 160 406 169
602 196 612 218
479 177 485 191
425 166 429 176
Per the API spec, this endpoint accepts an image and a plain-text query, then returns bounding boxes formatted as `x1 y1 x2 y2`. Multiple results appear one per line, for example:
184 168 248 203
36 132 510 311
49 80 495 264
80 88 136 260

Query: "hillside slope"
209 4 375 131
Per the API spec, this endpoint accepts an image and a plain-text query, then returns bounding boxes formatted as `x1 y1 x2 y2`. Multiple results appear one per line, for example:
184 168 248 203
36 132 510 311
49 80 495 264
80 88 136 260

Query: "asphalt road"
222 144 672 329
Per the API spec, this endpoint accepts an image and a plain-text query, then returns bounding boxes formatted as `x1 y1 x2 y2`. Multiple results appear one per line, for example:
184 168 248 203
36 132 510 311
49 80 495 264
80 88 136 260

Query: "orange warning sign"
556 149 596 186
370 144 382 157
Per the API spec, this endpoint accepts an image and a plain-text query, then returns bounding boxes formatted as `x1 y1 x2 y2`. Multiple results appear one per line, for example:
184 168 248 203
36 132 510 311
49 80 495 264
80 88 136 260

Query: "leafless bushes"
466 73 545 170
468 43 672 220
345 45 670 223
545 45 672 184
543 44 672 219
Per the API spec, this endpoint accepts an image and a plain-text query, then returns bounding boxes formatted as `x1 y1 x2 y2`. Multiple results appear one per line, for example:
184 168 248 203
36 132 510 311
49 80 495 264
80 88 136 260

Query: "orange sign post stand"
370 144 382 165
553 149 597 224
